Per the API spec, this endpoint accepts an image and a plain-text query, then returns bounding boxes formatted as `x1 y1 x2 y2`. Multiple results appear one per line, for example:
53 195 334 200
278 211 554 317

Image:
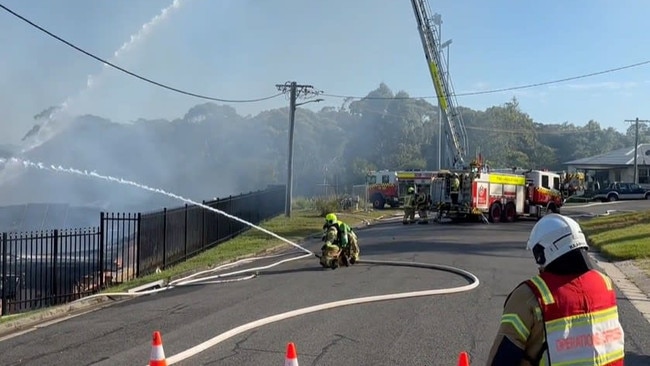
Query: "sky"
1 0 649 147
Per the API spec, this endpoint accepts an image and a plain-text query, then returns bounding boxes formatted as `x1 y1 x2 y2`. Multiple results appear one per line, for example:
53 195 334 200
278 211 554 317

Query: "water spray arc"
0 157 481 362
3 0 187 155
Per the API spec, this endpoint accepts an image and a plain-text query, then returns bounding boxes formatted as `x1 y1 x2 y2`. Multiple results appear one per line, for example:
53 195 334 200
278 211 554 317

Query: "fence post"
99 213 105 289
136 212 141 278
1 232 7 316
183 204 188 259
214 199 219 243
228 196 233 238
162 208 167 270
51 229 59 306
201 200 206 250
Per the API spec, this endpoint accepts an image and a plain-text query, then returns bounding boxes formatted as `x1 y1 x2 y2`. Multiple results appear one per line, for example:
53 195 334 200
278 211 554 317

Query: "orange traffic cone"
457 351 470 366
284 342 299 366
150 331 167 366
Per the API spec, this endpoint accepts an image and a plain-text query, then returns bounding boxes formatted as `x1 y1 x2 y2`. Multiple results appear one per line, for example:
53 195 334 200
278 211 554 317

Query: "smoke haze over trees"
0 83 644 227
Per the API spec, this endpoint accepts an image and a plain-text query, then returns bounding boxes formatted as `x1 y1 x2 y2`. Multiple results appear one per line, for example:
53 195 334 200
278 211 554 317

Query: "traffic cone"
284 342 299 366
457 351 470 366
150 331 167 366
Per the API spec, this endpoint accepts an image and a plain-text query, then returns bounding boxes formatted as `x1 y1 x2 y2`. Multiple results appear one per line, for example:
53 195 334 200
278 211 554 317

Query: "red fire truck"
431 167 563 223
366 170 437 209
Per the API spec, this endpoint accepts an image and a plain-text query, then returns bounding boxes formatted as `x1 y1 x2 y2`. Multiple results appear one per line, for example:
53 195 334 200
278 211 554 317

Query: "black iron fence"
0 185 285 317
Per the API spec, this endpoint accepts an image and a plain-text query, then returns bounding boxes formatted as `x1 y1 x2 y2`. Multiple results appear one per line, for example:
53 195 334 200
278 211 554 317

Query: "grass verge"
579 210 650 261
105 208 389 293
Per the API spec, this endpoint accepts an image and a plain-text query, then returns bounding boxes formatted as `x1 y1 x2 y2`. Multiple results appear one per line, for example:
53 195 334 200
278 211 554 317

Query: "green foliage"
313 197 340 217
24 84 640 204
292 196 315 210
580 211 650 261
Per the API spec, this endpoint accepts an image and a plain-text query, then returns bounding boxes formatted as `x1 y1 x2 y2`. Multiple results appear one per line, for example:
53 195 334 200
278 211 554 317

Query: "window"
640 168 649 184
367 175 377 184
382 175 390 184
553 177 560 190
614 170 621 182
541 175 550 189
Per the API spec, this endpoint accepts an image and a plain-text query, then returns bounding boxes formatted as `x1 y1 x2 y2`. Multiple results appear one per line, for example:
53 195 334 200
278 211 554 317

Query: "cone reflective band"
150 331 167 366
284 342 298 366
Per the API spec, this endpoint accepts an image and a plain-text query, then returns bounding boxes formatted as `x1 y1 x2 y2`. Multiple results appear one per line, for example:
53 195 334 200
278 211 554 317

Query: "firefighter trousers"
403 207 416 224
418 206 429 223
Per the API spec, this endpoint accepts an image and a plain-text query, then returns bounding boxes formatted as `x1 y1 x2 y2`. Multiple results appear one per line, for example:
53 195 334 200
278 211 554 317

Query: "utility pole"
624 117 649 185
275 81 323 217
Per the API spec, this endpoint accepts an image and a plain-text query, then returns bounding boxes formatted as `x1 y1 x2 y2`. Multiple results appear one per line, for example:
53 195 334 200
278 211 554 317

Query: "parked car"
593 182 650 202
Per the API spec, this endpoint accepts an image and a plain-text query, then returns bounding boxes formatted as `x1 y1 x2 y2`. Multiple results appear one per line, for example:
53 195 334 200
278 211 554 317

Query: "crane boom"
410 0 468 169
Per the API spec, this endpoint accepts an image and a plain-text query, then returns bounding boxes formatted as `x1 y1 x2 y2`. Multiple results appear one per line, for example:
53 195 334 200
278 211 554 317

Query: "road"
562 199 650 218
1 212 650 365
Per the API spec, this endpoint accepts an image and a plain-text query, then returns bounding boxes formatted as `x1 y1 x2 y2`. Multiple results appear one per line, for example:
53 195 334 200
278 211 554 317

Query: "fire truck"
431 164 564 223
366 169 437 209
409 1 563 223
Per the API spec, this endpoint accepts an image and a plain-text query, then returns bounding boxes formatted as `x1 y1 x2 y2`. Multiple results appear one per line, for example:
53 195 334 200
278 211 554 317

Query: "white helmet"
526 214 588 266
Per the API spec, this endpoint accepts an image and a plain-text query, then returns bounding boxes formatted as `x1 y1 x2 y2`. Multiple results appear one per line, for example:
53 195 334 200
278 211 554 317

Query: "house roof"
564 144 650 166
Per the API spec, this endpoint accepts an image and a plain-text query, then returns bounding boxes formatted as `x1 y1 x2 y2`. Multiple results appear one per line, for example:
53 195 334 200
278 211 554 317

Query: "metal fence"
0 185 285 317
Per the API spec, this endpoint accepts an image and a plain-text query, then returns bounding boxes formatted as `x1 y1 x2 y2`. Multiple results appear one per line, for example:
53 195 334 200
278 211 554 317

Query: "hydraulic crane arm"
410 0 468 169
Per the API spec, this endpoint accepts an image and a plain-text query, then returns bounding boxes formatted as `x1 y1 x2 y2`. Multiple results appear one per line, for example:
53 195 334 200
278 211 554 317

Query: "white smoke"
19 0 187 154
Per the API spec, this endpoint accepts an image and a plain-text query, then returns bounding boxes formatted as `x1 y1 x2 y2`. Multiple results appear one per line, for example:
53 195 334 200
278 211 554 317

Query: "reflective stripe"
596 271 614 291
549 349 624 366
530 275 555 305
545 307 624 365
501 313 530 340
545 307 619 333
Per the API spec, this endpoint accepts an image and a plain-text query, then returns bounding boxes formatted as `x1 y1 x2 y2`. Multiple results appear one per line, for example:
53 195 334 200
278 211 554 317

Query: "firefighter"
486 214 624 365
450 173 460 204
319 213 360 268
416 185 429 224
402 186 416 224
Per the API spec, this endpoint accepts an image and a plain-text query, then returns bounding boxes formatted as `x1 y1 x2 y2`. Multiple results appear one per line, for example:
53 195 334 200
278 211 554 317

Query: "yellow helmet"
325 213 337 224
408 187 415 193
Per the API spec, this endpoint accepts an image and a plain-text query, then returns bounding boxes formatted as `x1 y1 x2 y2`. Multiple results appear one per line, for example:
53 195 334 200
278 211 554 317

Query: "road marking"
565 201 621 208
151 259 480 365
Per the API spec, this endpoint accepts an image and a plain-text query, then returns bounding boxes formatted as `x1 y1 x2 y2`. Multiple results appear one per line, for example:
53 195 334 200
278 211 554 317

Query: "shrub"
292 197 314 210
313 197 340 217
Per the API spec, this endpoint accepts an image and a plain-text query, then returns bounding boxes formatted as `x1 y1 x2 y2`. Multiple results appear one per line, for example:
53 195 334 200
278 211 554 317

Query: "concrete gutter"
589 252 650 324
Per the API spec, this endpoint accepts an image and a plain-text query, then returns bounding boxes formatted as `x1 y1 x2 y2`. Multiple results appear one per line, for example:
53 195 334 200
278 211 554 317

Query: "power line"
0 3 282 103
321 59 650 100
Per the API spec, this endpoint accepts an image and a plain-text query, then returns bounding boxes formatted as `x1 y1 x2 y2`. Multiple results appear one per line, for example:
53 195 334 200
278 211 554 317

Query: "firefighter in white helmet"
486 214 624 365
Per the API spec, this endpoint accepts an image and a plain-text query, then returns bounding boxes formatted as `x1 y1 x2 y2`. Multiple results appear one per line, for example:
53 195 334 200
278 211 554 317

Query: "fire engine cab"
366 169 436 209
431 165 563 223
366 170 399 209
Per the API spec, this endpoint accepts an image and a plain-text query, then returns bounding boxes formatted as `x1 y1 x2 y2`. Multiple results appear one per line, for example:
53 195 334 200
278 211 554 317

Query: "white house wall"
609 167 636 183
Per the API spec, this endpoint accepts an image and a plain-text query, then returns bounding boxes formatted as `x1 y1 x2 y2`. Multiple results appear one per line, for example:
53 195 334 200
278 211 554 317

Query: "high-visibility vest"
526 269 624 366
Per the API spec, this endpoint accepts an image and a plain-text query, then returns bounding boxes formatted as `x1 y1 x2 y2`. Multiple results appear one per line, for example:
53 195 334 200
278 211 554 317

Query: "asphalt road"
562 199 650 218
1 215 650 365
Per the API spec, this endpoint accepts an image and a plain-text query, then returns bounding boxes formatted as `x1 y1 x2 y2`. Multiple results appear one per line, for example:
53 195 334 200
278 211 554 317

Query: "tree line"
7 83 645 209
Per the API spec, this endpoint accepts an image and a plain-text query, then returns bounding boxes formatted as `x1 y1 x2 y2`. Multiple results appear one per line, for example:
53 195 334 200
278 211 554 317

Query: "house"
564 143 650 187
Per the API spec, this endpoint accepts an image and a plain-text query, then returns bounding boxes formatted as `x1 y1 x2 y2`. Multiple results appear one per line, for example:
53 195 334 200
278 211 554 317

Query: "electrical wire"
0 3 283 104
321 59 650 100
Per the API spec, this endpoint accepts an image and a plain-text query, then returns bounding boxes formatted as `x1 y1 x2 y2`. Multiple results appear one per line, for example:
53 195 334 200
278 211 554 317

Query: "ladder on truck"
410 0 469 170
